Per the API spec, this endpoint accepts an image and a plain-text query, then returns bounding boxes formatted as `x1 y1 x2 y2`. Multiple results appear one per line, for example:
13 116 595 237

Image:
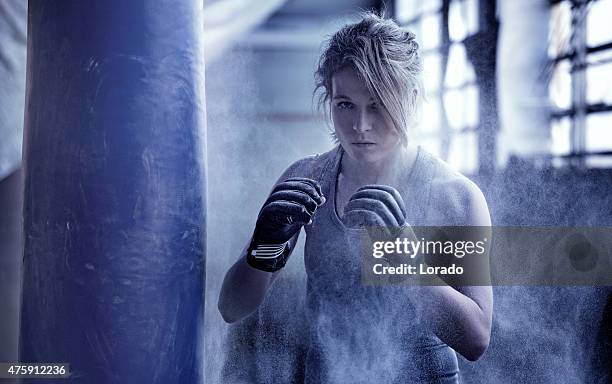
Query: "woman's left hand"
343 184 408 239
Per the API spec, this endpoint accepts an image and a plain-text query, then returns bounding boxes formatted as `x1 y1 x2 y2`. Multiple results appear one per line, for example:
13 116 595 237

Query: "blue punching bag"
19 1 206 383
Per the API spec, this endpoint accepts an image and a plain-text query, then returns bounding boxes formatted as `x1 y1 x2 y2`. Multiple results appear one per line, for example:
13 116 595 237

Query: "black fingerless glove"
247 177 325 272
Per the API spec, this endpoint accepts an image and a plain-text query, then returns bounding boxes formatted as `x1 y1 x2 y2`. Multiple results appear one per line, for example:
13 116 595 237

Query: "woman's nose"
353 110 372 132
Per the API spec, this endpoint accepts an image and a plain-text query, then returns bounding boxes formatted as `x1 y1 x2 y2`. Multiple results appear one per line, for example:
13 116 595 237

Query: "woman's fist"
247 177 325 272
343 184 408 239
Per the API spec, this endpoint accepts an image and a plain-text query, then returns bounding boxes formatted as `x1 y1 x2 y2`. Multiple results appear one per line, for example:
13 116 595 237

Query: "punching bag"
19 1 207 383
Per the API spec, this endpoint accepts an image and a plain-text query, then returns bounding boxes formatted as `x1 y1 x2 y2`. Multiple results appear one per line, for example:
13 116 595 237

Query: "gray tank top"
298 145 460 383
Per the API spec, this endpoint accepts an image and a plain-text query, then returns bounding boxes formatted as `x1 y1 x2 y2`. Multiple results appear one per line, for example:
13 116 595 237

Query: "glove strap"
246 240 291 272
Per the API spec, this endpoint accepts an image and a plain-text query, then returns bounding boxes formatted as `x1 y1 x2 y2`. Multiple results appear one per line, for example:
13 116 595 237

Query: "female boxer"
219 12 492 383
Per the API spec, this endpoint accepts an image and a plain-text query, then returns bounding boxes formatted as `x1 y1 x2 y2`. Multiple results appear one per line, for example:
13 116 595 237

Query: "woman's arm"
217 236 297 323
218 158 324 323
410 281 492 361
409 177 493 361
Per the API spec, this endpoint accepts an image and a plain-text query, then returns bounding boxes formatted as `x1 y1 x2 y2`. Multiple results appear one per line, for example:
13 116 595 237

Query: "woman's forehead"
331 67 374 100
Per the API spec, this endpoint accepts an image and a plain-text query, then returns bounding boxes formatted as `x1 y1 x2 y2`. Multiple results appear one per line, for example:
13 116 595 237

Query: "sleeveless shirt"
287 145 461 383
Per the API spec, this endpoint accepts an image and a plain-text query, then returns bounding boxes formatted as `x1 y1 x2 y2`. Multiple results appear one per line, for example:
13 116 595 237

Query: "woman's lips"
352 142 376 147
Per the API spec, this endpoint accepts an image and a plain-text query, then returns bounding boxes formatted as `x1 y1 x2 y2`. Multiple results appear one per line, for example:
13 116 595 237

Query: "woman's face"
331 67 401 164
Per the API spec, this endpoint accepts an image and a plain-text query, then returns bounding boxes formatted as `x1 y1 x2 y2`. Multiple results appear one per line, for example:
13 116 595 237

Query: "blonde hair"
314 11 423 146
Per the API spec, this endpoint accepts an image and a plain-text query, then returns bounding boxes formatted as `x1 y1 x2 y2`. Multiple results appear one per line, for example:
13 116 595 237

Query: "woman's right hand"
247 177 325 272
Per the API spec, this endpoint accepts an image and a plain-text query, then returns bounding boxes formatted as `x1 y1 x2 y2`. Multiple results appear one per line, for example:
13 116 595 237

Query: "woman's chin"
345 146 386 163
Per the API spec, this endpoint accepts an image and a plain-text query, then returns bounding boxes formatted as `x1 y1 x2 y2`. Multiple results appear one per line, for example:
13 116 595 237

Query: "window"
396 0 481 173
549 0 612 167
397 0 612 170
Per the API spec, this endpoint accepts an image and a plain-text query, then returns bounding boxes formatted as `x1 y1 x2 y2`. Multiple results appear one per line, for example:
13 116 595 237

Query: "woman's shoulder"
418 149 490 226
279 146 340 181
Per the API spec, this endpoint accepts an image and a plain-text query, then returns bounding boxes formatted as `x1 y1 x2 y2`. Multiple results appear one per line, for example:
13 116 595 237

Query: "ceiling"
242 0 386 50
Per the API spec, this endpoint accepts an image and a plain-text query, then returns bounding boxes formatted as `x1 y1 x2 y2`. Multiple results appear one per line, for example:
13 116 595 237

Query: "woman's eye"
336 101 353 110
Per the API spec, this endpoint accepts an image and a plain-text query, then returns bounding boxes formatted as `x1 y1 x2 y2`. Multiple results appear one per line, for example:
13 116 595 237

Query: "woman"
219 12 492 383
